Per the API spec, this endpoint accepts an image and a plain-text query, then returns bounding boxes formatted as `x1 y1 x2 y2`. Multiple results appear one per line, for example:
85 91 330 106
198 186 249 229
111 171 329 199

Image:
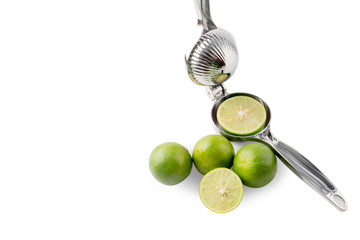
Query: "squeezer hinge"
206 84 227 101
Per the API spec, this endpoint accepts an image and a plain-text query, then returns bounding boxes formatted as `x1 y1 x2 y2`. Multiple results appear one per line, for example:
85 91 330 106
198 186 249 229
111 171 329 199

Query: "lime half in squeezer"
217 95 267 136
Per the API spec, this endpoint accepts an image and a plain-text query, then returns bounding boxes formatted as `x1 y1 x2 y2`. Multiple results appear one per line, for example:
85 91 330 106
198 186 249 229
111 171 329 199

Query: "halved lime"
217 96 267 135
199 168 243 213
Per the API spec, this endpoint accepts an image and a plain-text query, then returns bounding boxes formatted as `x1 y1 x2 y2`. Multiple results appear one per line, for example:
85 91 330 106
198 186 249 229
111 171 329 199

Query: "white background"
1 0 359 239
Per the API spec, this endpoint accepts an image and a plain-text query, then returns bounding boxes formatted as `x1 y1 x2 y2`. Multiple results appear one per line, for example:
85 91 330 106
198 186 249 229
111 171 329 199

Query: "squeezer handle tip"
327 190 348 212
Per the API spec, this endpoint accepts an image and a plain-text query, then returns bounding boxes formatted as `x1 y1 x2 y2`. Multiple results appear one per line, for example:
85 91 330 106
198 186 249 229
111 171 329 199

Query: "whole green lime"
233 143 277 188
193 135 234 175
149 142 192 186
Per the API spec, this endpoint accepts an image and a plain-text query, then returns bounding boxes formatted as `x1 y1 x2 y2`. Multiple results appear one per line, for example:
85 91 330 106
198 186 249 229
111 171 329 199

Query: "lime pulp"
199 168 243 213
216 95 267 136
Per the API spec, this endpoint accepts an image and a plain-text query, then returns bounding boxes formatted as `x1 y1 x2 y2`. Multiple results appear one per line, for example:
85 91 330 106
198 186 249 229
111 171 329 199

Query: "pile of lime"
149 95 277 213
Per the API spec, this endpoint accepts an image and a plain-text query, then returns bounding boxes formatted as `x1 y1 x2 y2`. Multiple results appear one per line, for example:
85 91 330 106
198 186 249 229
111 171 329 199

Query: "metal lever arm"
259 130 348 211
193 0 216 31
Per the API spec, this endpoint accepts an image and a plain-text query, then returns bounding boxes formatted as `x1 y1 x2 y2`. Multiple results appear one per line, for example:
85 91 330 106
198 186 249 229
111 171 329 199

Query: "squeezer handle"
260 132 348 211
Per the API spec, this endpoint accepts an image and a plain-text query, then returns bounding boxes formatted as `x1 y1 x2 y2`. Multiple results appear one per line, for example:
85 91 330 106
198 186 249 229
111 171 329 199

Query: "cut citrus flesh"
217 96 267 135
199 168 243 213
